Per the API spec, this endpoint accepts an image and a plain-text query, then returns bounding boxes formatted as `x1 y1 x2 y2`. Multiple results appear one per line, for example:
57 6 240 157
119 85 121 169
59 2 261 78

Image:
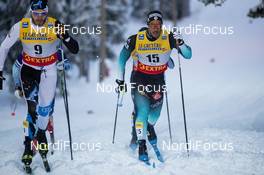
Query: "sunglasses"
32 11 48 17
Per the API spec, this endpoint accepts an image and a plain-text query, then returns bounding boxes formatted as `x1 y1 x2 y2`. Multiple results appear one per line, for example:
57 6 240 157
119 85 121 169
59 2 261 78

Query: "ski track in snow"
1 0 264 174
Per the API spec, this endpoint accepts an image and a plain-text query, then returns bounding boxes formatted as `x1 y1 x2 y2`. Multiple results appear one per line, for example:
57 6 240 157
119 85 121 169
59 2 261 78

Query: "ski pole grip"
118 92 124 107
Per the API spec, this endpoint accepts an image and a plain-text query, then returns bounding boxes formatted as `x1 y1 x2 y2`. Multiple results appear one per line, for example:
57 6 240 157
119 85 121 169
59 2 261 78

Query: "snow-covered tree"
49 0 128 82
130 0 191 23
248 0 264 18
0 0 30 91
198 0 264 19
99 0 128 82
0 0 29 74
130 0 155 19
198 0 226 6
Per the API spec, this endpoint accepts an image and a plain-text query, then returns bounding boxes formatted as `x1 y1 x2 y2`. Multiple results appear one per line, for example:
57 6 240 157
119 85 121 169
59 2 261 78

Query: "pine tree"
131 0 191 23
198 0 264 19
99 0 128 81
198 0 226 6
49 0 128 82
248 0 264 18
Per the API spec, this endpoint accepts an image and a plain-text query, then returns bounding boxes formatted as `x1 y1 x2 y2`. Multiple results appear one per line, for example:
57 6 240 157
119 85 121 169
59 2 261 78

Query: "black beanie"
31 0 48 11
147 10 163 25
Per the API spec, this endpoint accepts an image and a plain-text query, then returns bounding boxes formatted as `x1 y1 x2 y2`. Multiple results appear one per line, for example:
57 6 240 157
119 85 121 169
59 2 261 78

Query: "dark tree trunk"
99 0 108 82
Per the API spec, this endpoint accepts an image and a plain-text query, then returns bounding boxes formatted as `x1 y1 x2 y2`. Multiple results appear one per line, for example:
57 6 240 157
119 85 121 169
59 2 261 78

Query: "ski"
41 155 51 172
138 153 156 168
152 146 164 163
129 143 138 151
139 159 156 168
142 160 151 166
49 131 55 155
149 140 164 163
32 139 38 157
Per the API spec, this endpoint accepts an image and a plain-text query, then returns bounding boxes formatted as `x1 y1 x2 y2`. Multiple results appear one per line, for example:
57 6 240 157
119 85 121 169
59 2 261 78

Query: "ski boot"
36 129 51 172
138 140 150 165
22 138 33 174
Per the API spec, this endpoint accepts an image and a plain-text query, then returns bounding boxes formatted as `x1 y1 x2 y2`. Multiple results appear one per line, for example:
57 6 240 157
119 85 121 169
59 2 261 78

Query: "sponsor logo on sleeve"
48 23 53 28
22 22 29 28
162 35 167 40
138 34 144 40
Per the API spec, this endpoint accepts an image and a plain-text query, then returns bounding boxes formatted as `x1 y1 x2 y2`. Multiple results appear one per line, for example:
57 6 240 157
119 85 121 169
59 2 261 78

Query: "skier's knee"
148 108 162 125
35 104 52 131
147 123 157 143
38 105 52 117
137 109 149 121
148 114 159 125
36 116 50 130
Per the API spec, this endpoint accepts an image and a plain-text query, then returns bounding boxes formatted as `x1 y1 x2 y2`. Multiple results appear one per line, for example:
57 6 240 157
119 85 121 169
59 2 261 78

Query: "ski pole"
118 90 125 107
59 48 74 160
165 89 173 143
112 91 121 144
176 44 190 157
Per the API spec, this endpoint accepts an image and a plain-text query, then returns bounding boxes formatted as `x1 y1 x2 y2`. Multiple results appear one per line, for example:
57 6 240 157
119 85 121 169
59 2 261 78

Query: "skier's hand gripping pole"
116 79 127 107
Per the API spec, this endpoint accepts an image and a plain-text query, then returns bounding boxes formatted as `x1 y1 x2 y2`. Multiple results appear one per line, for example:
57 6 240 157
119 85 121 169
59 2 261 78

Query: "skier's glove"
14 86 23 99
115 79 127 93
55 20 70 41
56 58 71 71
173 31 184 46
0 71 6 90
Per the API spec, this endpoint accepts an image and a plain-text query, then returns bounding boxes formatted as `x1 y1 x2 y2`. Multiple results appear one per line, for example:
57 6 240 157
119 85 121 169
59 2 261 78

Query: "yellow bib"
20 17 58 44
132 30 172 74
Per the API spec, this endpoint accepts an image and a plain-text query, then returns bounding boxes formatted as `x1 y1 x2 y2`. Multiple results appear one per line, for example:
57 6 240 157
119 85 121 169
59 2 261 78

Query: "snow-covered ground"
0 0 264 174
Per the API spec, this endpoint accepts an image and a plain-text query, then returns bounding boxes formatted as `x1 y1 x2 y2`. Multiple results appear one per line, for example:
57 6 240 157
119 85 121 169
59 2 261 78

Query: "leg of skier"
47 98 56 154
129 104 163 151
129 85 138 149
129 111 138 150
133 90 151 163
36 67 57 159
148 97 164 162
20 65 41 169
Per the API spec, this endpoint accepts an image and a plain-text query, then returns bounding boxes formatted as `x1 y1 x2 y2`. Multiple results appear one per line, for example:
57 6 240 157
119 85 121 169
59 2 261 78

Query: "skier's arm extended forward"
117 35 136 81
